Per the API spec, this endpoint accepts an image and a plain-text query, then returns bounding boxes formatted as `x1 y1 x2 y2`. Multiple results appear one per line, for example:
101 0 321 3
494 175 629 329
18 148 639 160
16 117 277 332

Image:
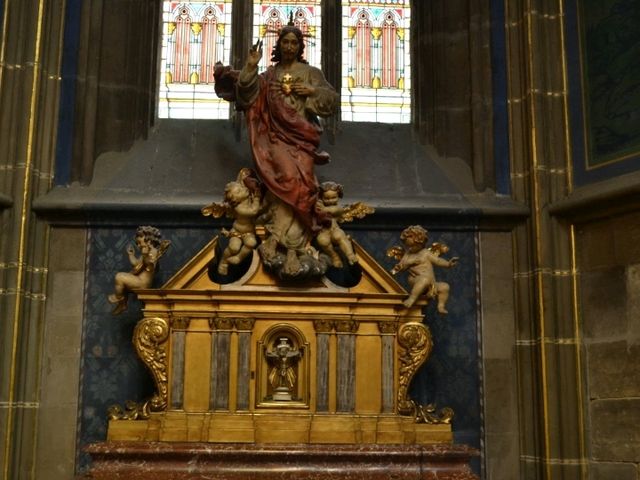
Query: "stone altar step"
82 441 479 480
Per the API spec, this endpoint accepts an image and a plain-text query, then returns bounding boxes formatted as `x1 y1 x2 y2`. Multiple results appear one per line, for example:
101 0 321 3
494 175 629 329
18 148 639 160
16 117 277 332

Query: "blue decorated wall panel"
77 227 481 472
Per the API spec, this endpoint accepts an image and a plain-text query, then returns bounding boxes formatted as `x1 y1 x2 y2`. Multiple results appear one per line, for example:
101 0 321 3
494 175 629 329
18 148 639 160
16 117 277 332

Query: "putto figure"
215 15 339 279
387 226 459 311
202 169 263 275
315 181 374 268
108 226 171 315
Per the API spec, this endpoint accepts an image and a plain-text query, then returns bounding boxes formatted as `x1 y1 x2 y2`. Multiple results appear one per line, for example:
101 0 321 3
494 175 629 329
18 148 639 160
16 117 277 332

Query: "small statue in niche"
202 169 263 275
387 225 459 311
108 226 171 315
315 181 374 268
266 337 302 401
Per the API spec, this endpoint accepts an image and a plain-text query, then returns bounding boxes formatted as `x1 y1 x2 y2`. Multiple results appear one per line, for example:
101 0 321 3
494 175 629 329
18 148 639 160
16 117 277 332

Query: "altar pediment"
160 235 406 296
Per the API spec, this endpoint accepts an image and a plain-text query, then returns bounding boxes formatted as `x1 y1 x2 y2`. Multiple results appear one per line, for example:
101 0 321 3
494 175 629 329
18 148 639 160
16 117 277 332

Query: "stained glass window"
158 1 411 122
158 1 232 119
252 1 322 72
341 0 411 123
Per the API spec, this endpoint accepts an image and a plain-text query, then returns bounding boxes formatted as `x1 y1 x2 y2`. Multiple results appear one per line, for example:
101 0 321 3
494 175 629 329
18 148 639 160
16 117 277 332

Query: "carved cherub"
387 225 458 312
315 181 374 268
202 169 262 275
108 226 171 315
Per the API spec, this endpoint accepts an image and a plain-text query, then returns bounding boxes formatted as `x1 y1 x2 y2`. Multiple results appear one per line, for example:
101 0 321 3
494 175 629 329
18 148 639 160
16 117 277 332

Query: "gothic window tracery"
158 0 409 122
200 6 222 84
354 10 372 87
159 1 232 119
381 11 398 88
341 0 411 123
172 7 192 83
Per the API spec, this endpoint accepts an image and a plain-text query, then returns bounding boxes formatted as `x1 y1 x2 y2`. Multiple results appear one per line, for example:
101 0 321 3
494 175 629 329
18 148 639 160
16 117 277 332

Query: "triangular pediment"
161 236 406 295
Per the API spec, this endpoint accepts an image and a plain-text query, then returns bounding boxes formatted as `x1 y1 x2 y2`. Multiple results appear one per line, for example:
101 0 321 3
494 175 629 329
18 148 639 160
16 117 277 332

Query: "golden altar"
106 237 452 446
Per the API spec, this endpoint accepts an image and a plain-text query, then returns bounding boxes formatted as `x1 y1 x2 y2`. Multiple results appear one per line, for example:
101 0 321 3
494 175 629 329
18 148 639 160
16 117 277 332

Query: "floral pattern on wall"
77 227 480 470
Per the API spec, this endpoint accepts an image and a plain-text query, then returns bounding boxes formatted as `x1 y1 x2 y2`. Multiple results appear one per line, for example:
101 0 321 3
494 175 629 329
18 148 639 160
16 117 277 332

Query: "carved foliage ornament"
335 319 359 333
108 317 169 420
313 319 334 333
397 321 432 415
378 320 397 334
396 321 454 424
207 317 256 331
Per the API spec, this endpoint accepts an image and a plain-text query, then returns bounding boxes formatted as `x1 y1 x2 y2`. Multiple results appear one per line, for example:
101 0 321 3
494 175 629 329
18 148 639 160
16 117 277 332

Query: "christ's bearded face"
279 32 300 62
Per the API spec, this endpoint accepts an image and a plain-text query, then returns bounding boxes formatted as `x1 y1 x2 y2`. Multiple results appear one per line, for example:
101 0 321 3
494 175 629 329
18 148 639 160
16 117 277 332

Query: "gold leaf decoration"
335 319 359 333
201 202 228 218
109 317 170 420
134 316 170 414
313 319 335 333
235 318 256 331
386 245 404 261
378 321 397 334
396 322 432 415
412 402 454 424
339 202 375 223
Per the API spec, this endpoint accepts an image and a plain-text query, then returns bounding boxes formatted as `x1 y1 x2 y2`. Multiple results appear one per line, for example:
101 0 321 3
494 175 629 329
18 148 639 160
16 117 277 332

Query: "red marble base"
81 442 479 479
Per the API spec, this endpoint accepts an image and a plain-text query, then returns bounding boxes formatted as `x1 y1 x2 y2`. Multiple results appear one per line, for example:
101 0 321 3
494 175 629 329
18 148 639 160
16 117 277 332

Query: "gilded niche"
257 324 310 408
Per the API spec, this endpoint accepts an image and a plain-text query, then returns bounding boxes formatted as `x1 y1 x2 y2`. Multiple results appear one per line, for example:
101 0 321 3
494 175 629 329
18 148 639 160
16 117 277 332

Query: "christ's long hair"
270 25 308 64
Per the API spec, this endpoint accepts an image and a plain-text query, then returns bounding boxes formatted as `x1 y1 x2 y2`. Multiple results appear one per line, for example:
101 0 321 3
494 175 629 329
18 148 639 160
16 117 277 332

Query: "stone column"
480 232 520 479
0 0 66 478
235 318 255 411
33 228 86 480
335 320 358 413
70 0 160 184
169 318 190 410
314 320 334 413
411 0 495 191
210 318 233 411
505 1 588 478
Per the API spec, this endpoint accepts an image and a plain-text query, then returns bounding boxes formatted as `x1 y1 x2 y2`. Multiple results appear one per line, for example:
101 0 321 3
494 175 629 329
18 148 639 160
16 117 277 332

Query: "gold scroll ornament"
396 321 454 424
397 321 432 414
108 317 169 420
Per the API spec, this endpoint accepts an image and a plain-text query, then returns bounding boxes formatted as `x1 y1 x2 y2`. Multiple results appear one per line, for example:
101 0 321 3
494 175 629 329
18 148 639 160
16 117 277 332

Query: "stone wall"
480 232 519 479
577 210 640 479
34 228 86 478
